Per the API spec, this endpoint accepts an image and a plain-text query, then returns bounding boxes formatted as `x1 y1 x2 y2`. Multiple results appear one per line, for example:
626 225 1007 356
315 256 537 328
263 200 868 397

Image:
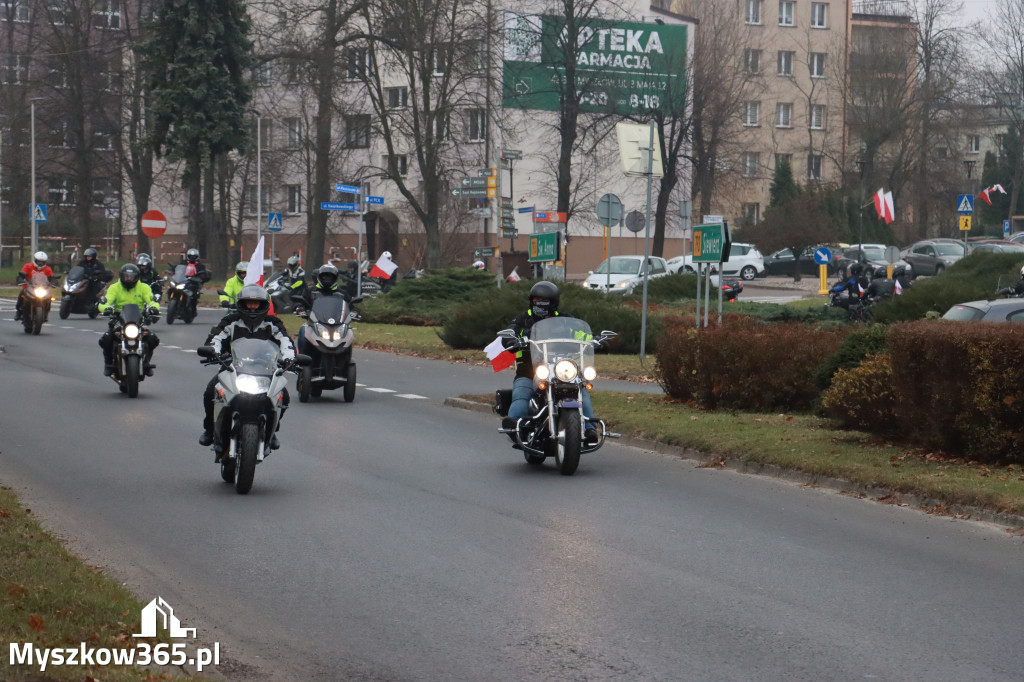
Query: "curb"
443 397 1024 531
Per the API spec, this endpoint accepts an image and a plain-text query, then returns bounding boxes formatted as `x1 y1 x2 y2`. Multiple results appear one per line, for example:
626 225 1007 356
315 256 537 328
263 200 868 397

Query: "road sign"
957 194 974 214
501 216 515 229
534 211 567 223
1005 219 1012 235
104 208 120 219
959 215 972 232
625 210 645 233
365 196 385 205
32 203 47 223
267 212 283 232
462 177 488 188
500 196 513 209
692 223 726 263
703 214 724 224
451 188 488 199
528 231 561 263
474 246 498 259
321 202 359 211
885 245 901 263
140 209 166 237
518 206 535 214
501 148 522 160
597 193 623 227
478 168 493 177
487 187 497 198
813 247 832 265
336 184 361 194
502 227 518 239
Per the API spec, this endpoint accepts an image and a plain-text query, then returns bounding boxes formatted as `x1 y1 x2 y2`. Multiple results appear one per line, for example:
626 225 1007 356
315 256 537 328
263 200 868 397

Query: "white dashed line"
164 345 181 349
395 394 428 400
365 387 396 393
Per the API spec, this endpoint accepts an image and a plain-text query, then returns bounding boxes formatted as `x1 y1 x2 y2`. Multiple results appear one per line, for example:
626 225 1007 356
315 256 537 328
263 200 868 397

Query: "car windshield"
529 317 596 373
230 337 281 376
934 243 964 257
942 305 986 321
593 257 642 275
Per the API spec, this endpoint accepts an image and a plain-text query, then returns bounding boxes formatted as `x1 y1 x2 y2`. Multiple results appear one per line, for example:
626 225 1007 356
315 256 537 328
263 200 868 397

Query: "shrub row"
357 268 496 325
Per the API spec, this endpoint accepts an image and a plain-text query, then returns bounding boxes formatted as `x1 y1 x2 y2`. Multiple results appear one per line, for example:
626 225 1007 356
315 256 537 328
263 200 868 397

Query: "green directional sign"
692 223 725 263
528 231 561 262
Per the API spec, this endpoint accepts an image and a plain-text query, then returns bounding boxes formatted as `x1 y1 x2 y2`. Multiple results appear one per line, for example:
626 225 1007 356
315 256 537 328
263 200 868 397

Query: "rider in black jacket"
78 248 110 299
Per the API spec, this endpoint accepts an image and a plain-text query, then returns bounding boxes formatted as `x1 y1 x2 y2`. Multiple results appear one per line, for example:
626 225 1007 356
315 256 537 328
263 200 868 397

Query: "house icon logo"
133 597 197 638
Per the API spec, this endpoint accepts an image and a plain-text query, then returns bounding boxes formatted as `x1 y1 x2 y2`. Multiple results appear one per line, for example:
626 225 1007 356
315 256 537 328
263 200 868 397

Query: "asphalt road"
1 303 1022 682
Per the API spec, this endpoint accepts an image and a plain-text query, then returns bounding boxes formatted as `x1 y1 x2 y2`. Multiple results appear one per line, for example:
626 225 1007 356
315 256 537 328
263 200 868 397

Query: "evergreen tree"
767 158 799 210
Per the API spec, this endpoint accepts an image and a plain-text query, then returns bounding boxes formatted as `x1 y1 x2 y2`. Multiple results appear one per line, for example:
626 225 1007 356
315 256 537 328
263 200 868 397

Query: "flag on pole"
244 236 265 285
369 253 398 279
484 337 516 373
895 279 903 295
883 191 895 224
873 188 885 221
508 266 521 282
979 183 1007 206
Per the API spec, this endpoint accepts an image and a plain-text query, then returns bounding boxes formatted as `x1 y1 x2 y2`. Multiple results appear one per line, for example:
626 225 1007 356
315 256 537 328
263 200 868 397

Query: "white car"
582 255 670 294
667 242 765 280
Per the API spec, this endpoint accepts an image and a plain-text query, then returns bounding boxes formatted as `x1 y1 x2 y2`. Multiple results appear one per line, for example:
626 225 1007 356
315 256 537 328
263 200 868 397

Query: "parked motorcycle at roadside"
165 264 203 324
494 318 619 476
104 303 160 398
59 265 112 319
197 339 310 494
20 272 55 335
295 294 361 402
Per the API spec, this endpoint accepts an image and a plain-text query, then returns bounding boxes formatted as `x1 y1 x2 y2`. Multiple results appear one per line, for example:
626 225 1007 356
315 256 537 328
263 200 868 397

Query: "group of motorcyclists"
829 261 912 319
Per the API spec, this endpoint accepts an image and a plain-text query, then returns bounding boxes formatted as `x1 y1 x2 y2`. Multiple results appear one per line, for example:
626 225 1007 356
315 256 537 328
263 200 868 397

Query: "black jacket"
503 309 565 379
205 312 295 360
78 258 107 279
866 278 895 299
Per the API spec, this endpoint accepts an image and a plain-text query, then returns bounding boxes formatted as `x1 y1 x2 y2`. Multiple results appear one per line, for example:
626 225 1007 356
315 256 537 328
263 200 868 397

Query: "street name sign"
321 202 359 211
336 184 361 194
452 188 488 199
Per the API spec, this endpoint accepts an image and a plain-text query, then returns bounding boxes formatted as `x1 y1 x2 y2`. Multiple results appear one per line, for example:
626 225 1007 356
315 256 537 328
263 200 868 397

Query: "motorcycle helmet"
287 255 301 274
893 265 908 279
347 260 359 273
185 248 200 264
236 285 271 329
873 268 886 280
317 263 339 291
1019 264 1024 278
849 263 864 277
84 248 97 260
528 280 560 318
136 253 153 273
33 251 48 268
235 261 248 279
119 263 141 290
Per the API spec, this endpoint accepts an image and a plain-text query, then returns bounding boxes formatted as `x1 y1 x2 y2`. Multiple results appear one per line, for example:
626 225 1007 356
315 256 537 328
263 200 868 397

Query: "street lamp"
855 159 871 249
29 98 44 255
963 159 977 247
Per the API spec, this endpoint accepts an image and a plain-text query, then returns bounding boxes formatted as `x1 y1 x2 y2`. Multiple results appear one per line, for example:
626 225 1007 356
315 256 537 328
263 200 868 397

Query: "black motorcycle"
19 272 54 335
59 266 112 319
165 264 203 324
265 271 309 315
296 294 360 402
828 288 874 322
104 303 159 398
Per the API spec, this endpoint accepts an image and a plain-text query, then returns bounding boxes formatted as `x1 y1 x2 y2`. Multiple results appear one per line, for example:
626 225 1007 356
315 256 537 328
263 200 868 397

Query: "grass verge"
0 486 214 681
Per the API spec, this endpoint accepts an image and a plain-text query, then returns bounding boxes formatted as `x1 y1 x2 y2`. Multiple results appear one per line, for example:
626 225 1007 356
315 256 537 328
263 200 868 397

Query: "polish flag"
244 236 265 285
484 337 516 373
895 279 903 295
979 184 1007 206
508 266 521 282
369 253 398 279
858 283 866 296
873 188 886 221
883 191 895 224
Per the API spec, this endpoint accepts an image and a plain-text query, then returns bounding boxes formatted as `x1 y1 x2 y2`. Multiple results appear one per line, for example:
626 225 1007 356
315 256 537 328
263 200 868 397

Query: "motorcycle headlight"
176 282 187 289
583 366 597 381
535 364 551 380
554 360 578 381
237 374 271 395
124 323 141 339
32 287 48 298
320 327 331 340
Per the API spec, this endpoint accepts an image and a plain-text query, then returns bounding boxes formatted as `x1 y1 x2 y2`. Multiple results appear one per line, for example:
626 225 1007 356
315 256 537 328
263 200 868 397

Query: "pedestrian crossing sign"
956 194 974 214
267 212 283 231
33 203 47 222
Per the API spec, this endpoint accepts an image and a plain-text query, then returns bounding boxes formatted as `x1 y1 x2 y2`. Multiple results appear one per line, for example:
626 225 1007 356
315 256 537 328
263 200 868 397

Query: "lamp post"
30 99 38 255
963 159 977 250
855 159 871 249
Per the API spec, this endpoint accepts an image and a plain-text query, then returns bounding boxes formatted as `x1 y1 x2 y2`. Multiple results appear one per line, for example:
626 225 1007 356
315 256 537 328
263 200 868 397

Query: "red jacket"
19 262 54 288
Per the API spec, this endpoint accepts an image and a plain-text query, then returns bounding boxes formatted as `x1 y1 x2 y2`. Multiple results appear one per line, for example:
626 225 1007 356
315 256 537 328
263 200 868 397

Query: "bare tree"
984 0 1024 225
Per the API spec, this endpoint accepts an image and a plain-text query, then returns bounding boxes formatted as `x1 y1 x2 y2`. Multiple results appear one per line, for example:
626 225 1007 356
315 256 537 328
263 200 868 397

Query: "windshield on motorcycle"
311 295 347 324
170 264 188 284
66 266 85 283
120 303 142 324
528 317 595 375
230 338 281 378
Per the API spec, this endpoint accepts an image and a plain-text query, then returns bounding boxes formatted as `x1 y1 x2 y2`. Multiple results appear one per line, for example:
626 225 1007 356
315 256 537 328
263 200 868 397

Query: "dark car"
902 239 965 276
763 247 837 276
832 244 912 279
967 240 1024 254
942 299 1024 322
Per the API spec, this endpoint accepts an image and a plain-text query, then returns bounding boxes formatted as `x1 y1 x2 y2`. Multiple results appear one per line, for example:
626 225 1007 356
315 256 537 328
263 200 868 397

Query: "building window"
468 108 486 142
810 104 826 129
92 178 117 207
345 114 370 148
48 178 77 205
386 87 408 109
1 0 29 22
744 48 761 74
92 0 120 29
995 134 1005 157
386 154 408 177
286 185 302 214
745 0 762 25
777 51 793 76
743 203 760 225
779 1 794 26
243 184 270 216
775 153 793 168
433 110 450 141
250 63 271 87
810 53 826 78
283 58 301 85
0 54 28 84
47 2 66 24
49 122 70 149
742 152 760 178
811 2 828 28
967 134 980 153
432 44 451 76
743 101 760 127
93 127 115 150
776 102 792 128
284 117 301 148
807 154 822 180
345 48 368 80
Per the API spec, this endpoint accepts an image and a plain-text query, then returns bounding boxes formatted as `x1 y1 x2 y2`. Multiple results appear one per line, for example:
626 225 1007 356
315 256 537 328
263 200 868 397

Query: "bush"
820 354 897 434
357 268 496 325
814 323 889 390
655 315 847 411
624 273 697 303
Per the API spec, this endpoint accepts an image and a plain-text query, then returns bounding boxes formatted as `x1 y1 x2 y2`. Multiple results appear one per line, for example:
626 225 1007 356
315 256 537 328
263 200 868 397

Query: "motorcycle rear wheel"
234 423 259 494
555 409 582 476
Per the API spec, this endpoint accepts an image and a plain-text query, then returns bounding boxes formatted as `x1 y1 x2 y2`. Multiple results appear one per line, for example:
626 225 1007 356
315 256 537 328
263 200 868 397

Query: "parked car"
666 242 765 280
942 299 1024 322
832 244 912 278
763 246 839 276
902 239 966 277
967 240 1024 254
582 255 670 294
1007 232 1024 243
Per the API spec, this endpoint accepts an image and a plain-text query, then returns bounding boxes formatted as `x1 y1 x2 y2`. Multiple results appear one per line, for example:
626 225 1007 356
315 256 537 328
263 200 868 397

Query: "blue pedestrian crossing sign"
267 212 283 231
33 203 47 222
956 194 974 214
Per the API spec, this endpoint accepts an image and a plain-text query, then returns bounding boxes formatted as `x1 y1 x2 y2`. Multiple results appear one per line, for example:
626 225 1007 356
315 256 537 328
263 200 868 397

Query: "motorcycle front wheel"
555 409 582 476
59 296 70 319
124 355 140 398
31 306 44 335
234 422 259 494
298 366 312 403
343 362 357 403
166 299 177 324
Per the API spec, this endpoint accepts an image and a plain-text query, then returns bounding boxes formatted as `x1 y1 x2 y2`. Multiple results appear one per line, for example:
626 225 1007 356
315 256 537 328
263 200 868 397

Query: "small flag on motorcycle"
369 253 398 279
507 266 521 283
244 237 266 286
484 337 516 373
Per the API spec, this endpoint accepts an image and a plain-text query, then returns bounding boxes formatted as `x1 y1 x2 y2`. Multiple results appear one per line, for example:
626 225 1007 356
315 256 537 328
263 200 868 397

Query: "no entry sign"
140 210 167 238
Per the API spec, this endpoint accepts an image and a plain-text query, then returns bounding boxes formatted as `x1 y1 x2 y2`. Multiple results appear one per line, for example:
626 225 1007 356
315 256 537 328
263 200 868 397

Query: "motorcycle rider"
340 261 360 301
997 265 1024 297
77 247 109 301
219 261 248 308
98 264 160 377
500 281 598 444
136 253 163 300
182 248 213 284
14 251 56 321
866 267 895 300
892 264 912 294
285 255 305 282
831 262 869 309
298 263 342 312
199 285 295 449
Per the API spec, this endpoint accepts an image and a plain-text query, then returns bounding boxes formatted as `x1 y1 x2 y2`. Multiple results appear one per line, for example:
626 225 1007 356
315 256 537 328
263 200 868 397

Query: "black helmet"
347 260 359 273
236 285 271 329
136 253 152 272
528 280 560 317
850 263 864 276
892 265 907 279
873 268 886 280
84 248 97 259
119 263 141 289
186 248 200 264
317 263 339 291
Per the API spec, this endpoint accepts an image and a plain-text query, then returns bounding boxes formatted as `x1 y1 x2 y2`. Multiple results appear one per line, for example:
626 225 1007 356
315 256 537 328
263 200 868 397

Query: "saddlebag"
493 389 513 417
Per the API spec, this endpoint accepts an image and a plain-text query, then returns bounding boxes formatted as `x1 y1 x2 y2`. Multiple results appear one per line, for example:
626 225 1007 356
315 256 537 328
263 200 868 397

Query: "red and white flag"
507 266 521 283
244 236 265 286
895 279 903 295
369 253 398 279
484 337 516 373
873 188 886 221
883 191 895 224
858 283 866 296
979 183 1007 206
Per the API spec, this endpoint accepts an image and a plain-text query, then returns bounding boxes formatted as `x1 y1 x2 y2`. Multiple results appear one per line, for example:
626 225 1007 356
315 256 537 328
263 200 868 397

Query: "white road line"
60 325 75 329
164 345 181 349
365 387 396 393
395 394 428 400
181 349 195 354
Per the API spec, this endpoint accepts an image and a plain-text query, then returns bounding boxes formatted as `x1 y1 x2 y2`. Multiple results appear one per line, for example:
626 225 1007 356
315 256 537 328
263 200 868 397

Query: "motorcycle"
104 303 159 398
20 272 54 335
198 339 310 494
827 288 874 322
494 317 619 476
295 294 361 403
164 264 203 324
59 266 112 319
265 270 309 315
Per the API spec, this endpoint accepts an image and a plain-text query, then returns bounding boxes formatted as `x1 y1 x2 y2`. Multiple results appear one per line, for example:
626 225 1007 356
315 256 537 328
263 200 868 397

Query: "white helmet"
33 251 48 268
1019 264 1024 278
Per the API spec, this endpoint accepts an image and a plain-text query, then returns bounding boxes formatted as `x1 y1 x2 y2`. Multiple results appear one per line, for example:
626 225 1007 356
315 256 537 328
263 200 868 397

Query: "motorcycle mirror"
216 289 227 296
600 330 618 338
497 328 516 339
296 354 312 366
99 296 107 304
197 345 216 359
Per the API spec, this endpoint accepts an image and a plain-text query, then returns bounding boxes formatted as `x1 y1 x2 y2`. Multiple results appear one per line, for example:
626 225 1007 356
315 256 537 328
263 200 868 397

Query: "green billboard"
502 13 689 114
528 231 562 263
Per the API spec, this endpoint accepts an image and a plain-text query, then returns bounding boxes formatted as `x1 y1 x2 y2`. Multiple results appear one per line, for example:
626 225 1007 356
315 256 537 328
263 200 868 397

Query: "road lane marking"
365 387 396 393
395 394 427 399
